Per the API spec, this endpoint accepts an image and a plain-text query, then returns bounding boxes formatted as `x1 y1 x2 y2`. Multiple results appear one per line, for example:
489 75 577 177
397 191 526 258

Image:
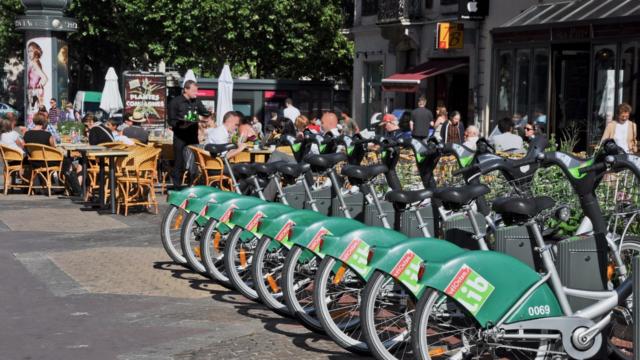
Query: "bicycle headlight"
555 206 571 222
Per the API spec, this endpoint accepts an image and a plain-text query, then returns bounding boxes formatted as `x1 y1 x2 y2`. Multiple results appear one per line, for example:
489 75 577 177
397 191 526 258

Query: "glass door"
552 45 590 151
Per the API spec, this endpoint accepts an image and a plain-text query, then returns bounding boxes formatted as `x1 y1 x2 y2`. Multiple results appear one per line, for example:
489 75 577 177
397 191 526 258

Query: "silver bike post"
301 174 319 212
634 255 639 359
272 174 289 205
366 183 390 229
250 176 266 200
223 157 241 194
328 170 351 219
411 205 431 237
465 206 488 251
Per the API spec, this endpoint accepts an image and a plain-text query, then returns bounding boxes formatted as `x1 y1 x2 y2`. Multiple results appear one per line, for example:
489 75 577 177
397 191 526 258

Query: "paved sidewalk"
0 194 366 359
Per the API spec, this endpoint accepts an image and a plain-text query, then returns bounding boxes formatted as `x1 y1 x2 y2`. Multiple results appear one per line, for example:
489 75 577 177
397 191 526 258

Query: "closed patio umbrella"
182 69 197 88
99 67 123 117
216 64 234 126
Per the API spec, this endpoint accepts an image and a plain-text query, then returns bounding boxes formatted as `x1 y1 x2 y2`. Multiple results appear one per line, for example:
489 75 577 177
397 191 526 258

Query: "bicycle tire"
199 218 231 287
361 271 415 360
179 212 206 274
251 236 291 316
282 245 325 333
160 205 187 265
313 256 370 355
223 226 260 301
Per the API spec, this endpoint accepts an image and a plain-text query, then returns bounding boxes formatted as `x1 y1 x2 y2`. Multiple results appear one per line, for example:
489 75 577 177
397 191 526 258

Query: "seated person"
85 115 116 145
122 112 149 144
492 117 524 153
0 119 25 155
238 116 258 142
378 114 410 141
24 112 56 147
463 125 480 151
113 124 135 145
205 111 246 159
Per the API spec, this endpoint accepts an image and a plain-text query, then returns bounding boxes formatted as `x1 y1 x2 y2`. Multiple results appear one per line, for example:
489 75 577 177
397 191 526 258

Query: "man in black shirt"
411 96 433 140
168 80 211 189
123 111 149 144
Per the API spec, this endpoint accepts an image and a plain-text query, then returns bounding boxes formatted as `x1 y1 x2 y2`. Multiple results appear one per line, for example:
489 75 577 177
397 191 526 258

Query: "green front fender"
230 203 296 238
205 196 267 228
419 251 562 328
184 192 243 226
368 238 466 296
321 227 409 280
288 217 365 256
166 186 221 207
259 209 327 249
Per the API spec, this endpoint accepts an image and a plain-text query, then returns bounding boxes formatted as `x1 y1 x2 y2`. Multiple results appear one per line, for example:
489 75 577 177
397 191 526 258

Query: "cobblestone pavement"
0 195 368 359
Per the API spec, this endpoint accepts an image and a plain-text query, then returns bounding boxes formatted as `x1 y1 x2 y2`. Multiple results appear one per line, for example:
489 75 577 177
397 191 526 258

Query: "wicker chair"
0 144 28 195
25 143 65 196
188 145 232 189
115 147 161 216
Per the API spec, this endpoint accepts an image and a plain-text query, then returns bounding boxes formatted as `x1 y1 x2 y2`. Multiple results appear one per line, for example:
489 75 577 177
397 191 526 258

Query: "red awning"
382 58 468 93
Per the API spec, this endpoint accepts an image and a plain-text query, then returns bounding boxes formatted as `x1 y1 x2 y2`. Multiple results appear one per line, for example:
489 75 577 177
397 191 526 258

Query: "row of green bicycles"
160 134 638 360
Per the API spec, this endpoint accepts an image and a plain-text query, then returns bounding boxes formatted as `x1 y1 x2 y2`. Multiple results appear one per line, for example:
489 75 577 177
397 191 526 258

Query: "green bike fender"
206 196 267 228
367 238 466 297
288 217 365 257
259 210 327 250
418 251 562 328
166 186 220 207
320 227 409 281
183 194 222 226
230 203 296 238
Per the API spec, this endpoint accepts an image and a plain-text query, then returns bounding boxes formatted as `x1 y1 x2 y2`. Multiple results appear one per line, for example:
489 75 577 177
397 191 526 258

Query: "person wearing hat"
123 111 149 144
379 113 411 141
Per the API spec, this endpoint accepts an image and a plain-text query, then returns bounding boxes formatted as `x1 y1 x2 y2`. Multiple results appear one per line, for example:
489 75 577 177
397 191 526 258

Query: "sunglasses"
525 127 534 131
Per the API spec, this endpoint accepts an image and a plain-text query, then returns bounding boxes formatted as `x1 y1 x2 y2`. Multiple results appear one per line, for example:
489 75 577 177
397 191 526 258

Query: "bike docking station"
635 256 639 359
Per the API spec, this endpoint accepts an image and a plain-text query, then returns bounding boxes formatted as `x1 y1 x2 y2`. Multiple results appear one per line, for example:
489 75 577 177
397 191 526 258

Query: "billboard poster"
26 37 52 128
123 73 166 129
57 39 69 107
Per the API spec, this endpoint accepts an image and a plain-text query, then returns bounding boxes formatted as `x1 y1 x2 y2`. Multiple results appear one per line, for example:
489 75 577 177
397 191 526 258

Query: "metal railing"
377 0 422 24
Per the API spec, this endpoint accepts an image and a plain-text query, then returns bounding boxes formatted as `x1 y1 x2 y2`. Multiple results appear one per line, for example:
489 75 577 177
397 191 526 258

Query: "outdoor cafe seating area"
0 138 285 216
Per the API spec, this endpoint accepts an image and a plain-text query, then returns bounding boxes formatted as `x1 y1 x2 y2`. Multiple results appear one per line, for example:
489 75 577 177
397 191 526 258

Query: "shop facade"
492 0 640 151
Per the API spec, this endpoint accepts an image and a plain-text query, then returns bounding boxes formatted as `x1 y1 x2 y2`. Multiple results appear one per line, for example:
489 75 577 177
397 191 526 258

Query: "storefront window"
495 50 513 123
620 43 637 112
531 49 549 133
514 49 530 120
592 45 617 145
364 62 383 126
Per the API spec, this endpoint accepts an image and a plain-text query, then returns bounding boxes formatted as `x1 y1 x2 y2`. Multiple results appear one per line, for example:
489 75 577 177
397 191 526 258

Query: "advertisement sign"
458 0 489 20
26 37 52 127
57 39 69 107
436 22 464 50
123 73 166 129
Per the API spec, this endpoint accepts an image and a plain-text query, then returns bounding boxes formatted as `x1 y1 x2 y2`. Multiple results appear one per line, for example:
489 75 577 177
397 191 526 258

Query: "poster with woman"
26 37 52 128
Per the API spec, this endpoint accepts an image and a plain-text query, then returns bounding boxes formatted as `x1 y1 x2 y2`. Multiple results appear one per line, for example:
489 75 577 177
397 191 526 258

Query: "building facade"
348 0 537 132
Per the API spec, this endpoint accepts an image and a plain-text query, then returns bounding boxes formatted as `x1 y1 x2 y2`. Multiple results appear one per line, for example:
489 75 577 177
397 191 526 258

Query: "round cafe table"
84 148 130 214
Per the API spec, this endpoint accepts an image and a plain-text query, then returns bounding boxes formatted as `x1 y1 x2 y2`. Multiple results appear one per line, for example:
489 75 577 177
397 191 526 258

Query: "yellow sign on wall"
437 22 464 49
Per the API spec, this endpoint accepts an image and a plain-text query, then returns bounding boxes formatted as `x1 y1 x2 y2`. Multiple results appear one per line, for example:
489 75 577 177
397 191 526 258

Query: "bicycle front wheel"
282 245 324 333
199 219 231 287
313 256 369 355
251 236 290 316
160 205 187 265
180 212 206 274
223 226 260 301
361 270 415 360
